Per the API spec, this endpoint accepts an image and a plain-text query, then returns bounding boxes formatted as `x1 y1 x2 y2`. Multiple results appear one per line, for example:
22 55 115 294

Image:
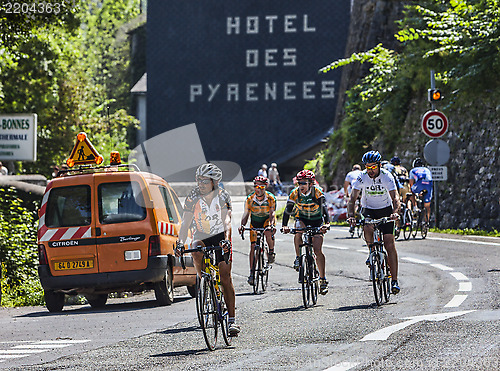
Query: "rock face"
332 0 500 231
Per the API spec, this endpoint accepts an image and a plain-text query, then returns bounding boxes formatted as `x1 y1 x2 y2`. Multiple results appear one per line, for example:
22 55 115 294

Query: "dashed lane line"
450 272 469 281
426 237 500 246
324 362 361 371
444 295 468 308
323 244 349 250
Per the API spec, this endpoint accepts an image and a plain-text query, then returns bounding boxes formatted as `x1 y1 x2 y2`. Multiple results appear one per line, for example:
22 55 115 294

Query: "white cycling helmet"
195 163 222 183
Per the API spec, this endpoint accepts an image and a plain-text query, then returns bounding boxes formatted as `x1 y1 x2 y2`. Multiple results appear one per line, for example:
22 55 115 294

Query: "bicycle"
349 198 363 238
411 190 429 240
362 217 393 306
180 245 232 351
240 227 273 294
286 226 322 308
398 193 413 241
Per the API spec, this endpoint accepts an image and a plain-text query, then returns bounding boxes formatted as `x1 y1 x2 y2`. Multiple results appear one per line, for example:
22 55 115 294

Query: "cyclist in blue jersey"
409 158 433 224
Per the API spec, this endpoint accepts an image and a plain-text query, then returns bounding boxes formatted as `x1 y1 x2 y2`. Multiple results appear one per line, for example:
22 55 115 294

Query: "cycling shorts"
295 218 323 228
193 232 232 264
250 219 274 245
411 184 433 203
361 206 394 235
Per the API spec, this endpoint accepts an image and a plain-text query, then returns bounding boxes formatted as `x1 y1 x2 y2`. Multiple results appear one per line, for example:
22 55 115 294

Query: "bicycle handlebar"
362 216 397 226
286 226 324 234
179 244 230 266
239 226 275 240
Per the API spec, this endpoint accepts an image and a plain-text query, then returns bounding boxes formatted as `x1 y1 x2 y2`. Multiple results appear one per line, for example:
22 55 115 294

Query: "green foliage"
319 0 500 178
429 227 500 237
0 187 42 306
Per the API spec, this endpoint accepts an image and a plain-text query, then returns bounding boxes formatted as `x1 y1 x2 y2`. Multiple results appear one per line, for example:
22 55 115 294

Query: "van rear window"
98 181 146 224
46 185 91 227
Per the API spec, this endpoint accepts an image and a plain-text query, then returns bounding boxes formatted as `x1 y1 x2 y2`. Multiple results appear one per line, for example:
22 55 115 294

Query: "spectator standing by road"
257 164 268 178
268 162 283 195
343 164 362 200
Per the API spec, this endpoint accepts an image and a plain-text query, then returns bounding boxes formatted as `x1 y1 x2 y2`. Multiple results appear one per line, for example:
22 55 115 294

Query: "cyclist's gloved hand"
237 225 244 235
220 239 231 253
347 217 356 226
281 226 290 234
390 213 400 221
175 240 185 257
320 224 330 233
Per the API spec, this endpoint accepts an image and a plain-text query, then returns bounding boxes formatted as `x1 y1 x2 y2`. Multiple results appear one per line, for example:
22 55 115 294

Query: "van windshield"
46 185 91 227
98 181 146 224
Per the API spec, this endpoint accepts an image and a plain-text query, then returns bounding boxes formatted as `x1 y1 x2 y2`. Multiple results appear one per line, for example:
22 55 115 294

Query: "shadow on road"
150 348 208 358
16 296 193 318
266 305 307 314
157 325 199 335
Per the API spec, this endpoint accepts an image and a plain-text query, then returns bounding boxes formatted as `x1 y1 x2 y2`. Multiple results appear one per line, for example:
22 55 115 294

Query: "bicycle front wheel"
381 253 391 303
310 256 319 305
253 247 261 294
299 254 312 308
356 223 363 238
371 255 384 306
199 276 218 350
260 246 269 292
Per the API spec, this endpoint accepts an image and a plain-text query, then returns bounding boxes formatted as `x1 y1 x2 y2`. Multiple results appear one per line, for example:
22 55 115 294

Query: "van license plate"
54 260 94 271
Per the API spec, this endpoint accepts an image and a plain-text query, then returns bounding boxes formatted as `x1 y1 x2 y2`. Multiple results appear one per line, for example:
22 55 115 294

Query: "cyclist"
347 151 401 294
238 176 277 286
409 158 433 224
390 156 410 202
344 164 362 234
281 170 330 295
175 163 240 336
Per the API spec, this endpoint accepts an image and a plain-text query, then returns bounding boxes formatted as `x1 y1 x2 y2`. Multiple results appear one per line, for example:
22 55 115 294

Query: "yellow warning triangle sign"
66 132 103 167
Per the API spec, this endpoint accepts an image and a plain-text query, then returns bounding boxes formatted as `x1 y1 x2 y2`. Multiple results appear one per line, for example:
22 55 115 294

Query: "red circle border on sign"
421 110 448 138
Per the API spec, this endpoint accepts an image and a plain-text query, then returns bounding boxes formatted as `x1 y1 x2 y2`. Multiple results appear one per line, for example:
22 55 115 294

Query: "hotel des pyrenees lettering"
189 14 335 103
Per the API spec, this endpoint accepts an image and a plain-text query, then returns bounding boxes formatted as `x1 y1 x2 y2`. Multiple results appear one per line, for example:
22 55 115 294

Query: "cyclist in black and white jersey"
347 151 401 294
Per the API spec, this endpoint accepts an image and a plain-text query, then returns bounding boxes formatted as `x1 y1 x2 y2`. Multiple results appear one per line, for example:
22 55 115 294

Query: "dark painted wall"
147 0 350 179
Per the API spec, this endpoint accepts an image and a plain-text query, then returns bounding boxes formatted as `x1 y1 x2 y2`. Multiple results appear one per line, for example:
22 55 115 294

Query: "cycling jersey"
184 186 231 240
352 168 397 209
282 186 329 226
344 169 362 195
244 191 276 225
409 166 433 202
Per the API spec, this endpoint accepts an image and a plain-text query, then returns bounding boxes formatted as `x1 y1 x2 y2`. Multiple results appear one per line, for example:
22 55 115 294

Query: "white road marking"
0 354 28 359
402 257 430 264
324 362 361 371
0 349 46 354
323 244 349 250
361 310 475 341
458 282 472 292
426 237 500 246
450 272 469 281
13 344 72 349
430 263 453 271
444 295 468 308
356 249 366 253
37 340 90 344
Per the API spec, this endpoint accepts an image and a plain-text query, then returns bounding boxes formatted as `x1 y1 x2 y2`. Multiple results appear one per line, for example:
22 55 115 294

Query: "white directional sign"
0 113 37 161
429 166 448 181
421 110 448 138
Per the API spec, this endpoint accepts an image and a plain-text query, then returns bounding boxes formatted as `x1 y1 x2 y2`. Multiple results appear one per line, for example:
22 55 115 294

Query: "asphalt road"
1 198 499 370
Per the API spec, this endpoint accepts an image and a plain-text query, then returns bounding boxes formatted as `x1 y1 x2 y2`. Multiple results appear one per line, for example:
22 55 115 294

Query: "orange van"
37 163 196 312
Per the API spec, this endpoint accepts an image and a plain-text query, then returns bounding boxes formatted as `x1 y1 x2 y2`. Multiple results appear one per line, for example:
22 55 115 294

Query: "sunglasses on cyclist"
254 185 266 189
298 181 309 185
365 164 379 170
197 178 212 184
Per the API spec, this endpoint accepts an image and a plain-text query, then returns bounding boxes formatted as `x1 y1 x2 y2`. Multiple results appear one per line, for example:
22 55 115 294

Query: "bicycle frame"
240 227 271 294
363 217 392 306
181 245 232 350
290 226 321 308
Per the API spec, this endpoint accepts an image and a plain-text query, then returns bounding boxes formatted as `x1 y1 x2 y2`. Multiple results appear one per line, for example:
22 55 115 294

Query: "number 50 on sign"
421 110 448 138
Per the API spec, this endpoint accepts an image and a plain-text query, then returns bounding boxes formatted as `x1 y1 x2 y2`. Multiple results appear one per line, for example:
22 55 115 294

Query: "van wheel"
85 294 108 308
154 265 174 305
187 284 197 298
44 290 65 312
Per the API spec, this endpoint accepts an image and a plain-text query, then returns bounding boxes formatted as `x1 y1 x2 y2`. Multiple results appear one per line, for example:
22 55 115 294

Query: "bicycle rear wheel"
411 215 419 239
402 208 413 240
219 290 232 346
300 254 312 308
421 214 428 239
199 276 218 350
371 255 384 306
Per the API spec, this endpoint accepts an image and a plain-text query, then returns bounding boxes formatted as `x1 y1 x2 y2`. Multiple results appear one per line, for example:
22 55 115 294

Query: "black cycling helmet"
362 150 382 164
390 156 401 165
413 158 424 168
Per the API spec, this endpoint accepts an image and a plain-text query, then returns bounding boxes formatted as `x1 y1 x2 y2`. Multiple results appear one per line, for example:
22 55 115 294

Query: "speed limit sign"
421 110 448 138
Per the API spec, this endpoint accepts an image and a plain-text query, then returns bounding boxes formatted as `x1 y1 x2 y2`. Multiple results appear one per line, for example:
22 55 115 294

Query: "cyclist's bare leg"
424 202 431 223
294 220 306 257
264 229 275 251
248 243 256 271
191 240 205 277
312 235 325 277
363 224 375 245
219 260 236 317
383 234 398 281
